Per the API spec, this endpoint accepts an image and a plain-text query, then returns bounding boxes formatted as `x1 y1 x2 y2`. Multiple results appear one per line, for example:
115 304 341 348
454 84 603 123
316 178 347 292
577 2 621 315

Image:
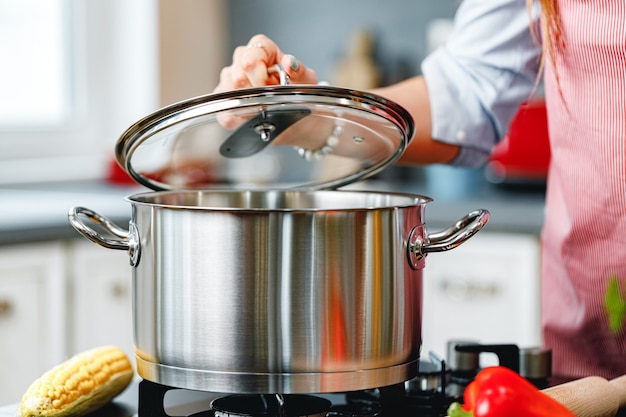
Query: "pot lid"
116 82 414 191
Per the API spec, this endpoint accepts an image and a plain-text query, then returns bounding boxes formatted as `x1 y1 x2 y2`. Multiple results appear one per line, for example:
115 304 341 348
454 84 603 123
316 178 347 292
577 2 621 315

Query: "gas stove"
0 342 553 417
132 342 551 417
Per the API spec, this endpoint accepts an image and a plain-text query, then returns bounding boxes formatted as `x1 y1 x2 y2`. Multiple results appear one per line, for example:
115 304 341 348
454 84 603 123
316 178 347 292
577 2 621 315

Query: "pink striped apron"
542 0 626 378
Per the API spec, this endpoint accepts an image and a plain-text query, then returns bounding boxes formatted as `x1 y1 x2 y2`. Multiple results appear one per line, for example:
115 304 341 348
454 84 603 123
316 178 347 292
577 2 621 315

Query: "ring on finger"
247 42 265 50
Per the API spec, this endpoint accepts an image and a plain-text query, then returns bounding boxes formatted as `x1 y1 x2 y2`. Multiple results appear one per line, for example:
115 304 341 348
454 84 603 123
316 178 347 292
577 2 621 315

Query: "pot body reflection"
130 190 424 393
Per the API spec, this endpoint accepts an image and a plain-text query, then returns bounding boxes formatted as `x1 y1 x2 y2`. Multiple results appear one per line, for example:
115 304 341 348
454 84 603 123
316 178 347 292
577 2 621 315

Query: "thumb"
280 54 318 85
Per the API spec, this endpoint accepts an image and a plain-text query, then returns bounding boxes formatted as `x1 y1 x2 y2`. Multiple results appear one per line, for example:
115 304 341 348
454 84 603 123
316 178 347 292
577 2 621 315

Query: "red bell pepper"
448 366 576 417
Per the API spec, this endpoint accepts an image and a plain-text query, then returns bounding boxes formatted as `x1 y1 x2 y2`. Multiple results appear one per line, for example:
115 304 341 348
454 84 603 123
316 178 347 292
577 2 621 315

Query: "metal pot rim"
124 189 433 211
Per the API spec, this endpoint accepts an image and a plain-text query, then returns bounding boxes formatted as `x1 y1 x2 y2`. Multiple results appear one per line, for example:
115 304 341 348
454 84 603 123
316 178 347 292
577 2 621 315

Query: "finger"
280 54 318 85
246 34 280 63
214 66 246 93
241 46 272 86
216 36 281 91
243 35 281 86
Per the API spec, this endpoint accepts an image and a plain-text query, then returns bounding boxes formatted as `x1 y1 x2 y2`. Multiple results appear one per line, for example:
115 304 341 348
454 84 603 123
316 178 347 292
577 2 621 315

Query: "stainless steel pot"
69 81 490 394
69 189 489 394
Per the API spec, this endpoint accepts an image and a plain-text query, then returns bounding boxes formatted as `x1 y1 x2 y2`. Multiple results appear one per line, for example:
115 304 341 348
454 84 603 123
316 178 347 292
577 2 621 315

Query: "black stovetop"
0 378 458 417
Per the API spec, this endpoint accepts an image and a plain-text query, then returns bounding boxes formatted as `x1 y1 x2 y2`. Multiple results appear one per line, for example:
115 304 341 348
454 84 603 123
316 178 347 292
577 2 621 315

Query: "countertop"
0 173 546 247
0 181 144 245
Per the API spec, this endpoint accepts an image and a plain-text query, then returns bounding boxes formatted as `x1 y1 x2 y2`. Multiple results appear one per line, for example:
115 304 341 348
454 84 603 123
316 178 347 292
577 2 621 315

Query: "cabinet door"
421 232 541 363
0 242 66 406
67 240 134 362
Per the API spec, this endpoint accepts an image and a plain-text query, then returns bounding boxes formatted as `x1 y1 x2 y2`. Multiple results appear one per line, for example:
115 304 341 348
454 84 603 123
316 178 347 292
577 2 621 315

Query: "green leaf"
604 276 626 334
448 402 474 417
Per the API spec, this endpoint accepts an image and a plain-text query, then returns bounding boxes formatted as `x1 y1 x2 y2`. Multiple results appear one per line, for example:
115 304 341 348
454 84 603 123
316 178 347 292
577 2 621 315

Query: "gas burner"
341 384 408 417
404 352 461 417
211 394 331 417
137 380 399 417
135 342 551 417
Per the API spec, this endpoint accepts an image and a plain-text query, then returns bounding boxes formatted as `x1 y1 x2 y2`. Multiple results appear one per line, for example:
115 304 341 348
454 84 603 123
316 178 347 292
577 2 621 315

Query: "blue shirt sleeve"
421 0 543 167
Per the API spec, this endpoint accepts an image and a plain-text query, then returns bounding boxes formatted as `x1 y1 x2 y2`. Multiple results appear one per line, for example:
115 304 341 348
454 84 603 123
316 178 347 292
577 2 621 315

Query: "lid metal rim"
116 85 415 191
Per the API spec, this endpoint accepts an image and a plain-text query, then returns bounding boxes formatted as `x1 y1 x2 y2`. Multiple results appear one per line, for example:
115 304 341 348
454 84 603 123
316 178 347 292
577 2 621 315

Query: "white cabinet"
0 242 66 406
421 232 541 363
0 239 135 407
67 240 134 363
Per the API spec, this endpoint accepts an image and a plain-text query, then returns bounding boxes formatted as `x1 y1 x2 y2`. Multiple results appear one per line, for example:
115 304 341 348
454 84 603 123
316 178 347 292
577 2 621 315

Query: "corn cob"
18 346 134 417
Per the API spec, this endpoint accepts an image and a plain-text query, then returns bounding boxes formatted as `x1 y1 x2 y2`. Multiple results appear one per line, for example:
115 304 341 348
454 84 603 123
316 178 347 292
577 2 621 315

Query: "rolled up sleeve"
421 0 542 167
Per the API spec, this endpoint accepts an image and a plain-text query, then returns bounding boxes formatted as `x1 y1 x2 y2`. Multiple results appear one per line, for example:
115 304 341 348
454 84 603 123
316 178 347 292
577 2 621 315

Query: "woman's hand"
213 34 318 93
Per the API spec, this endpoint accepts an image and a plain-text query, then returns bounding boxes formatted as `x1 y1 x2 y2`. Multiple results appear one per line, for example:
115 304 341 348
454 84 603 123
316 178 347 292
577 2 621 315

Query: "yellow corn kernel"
19 346 133 417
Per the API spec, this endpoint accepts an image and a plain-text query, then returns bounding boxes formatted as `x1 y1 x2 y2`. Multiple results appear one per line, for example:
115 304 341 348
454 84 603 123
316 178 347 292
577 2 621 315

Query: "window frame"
0 0 159 185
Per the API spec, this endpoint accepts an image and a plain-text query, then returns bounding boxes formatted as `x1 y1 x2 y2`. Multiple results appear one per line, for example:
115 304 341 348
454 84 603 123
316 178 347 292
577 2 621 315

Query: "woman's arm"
214 0 541 168
214 35 459 165
374 77 460 165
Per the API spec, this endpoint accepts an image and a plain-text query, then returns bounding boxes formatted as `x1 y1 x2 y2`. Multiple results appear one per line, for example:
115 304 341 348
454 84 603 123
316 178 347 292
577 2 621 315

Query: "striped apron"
541 0 626 378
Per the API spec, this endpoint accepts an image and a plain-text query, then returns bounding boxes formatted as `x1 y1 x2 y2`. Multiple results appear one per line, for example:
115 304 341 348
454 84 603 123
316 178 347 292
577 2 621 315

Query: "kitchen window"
0 0 159 185
0 1 71 128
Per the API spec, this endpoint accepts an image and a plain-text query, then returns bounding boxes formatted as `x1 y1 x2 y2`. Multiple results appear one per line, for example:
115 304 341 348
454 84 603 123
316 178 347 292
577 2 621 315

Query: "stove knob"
446 340 480 372
519 347 552 388
446 340 481 387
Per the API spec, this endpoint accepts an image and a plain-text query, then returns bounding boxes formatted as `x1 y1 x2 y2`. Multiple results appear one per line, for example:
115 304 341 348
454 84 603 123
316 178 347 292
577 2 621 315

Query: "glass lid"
115 83 414 191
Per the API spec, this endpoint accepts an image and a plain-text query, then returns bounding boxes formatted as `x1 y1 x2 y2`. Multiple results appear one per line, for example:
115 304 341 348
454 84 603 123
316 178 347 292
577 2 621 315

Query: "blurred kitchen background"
0 0 547 406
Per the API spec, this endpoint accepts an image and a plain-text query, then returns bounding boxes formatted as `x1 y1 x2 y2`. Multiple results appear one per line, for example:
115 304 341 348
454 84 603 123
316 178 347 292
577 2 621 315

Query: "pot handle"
68 206 140 266
407 209 490 269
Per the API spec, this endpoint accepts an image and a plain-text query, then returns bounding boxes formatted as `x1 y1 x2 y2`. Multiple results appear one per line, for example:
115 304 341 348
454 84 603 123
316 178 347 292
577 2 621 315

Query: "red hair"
530 0 566 101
